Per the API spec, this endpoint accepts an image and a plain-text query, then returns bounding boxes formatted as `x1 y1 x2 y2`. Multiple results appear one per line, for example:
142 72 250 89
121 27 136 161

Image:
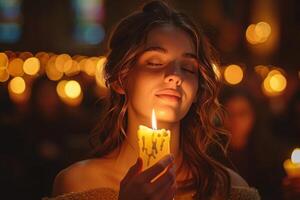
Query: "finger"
150 164 176 193
139 154 174 182
121 157 143 184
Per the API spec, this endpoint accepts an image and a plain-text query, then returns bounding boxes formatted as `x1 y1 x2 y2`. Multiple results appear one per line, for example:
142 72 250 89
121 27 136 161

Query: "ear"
110 81 125 94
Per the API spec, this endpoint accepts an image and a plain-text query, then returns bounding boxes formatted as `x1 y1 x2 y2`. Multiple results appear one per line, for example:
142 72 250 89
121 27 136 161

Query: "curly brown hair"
89 1 230 199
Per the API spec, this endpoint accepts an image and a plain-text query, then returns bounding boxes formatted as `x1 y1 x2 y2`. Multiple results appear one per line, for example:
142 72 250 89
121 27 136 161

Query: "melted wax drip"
141 131 167 167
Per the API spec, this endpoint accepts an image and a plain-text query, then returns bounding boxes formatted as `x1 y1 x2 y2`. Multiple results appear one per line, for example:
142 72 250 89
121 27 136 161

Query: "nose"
165 74 182 85
165 63 182 86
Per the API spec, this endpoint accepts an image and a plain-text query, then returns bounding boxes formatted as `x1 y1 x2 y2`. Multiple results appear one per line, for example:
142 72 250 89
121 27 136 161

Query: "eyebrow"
143 46 199 61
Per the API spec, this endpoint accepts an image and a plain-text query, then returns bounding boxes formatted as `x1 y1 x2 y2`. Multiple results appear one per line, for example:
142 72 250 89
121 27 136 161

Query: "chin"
155 107 181 123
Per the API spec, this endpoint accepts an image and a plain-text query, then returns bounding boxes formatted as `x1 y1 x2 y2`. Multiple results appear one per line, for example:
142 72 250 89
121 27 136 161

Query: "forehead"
144 25 196 53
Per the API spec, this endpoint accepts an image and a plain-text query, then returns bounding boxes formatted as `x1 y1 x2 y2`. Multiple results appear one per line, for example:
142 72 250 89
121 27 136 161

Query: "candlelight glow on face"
152 109 157 130
138 109 171 170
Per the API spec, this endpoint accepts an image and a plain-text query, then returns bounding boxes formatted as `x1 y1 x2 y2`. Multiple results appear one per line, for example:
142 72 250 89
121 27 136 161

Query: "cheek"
185 79 198 103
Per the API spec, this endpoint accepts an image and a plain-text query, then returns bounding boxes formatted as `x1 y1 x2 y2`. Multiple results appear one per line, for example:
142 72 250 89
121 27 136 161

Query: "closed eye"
182 66 196 74
147 62 163 66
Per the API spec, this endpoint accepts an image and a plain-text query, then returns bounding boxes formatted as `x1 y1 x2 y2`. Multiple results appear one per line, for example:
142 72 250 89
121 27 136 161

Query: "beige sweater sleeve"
43 186 260 200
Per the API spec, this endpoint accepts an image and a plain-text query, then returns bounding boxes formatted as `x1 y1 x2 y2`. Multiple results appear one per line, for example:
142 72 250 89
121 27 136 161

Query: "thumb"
122 157 143 184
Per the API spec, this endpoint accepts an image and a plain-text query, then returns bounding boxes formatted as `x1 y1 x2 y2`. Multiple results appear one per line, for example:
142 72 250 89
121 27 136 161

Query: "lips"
155 89 182 101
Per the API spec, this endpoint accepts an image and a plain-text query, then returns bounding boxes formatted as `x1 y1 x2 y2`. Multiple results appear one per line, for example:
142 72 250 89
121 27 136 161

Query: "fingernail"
170 154 175 161
160 155 173 166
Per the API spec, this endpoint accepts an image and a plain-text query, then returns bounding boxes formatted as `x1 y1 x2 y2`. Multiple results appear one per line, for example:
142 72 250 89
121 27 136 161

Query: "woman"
46 1 260 199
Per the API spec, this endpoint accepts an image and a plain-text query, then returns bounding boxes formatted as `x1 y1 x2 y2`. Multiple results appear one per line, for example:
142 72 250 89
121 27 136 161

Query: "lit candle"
137 109 171 170
284 148 300 177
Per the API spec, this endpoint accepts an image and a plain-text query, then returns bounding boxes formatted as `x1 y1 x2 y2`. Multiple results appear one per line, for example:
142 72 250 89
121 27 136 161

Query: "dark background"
0 0 299 199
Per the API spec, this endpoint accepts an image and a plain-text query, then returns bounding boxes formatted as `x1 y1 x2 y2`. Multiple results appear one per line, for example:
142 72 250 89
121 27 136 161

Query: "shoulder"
225 167 249 187
52 158 110 196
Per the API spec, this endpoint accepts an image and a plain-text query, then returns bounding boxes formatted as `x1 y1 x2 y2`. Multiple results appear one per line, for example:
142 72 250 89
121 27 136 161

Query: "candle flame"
152 109 157 130
291 148 300 164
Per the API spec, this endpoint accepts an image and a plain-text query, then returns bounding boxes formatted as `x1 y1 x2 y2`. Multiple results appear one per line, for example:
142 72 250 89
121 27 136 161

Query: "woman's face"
126 25 199 126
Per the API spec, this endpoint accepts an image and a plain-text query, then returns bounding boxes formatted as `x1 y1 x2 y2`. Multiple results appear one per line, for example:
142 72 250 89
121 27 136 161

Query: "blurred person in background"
220 86 284 200
276 88 300 200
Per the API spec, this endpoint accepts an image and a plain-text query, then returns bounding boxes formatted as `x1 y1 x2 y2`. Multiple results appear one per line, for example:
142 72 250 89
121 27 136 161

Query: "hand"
118 155 177 200
282 176 300 200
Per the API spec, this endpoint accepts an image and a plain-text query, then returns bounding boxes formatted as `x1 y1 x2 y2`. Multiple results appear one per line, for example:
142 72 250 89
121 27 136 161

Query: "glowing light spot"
46 55 63 81
0 53 9 68
262 69 287 96
246 24 259 45
83 57 98 76
55 54 72 72
9 76 26 94
224 64 244 85
19 52 33 60
262 76 273 95
269 73 287 92
0 68 9 82
246 22 272 45
255 22 271 43
23 57 40 75
291 148 300 164
64 60 80 76
8 58 24 77
254 65 269 78
95 56 107 88
56 80 68 98
65 80 81 99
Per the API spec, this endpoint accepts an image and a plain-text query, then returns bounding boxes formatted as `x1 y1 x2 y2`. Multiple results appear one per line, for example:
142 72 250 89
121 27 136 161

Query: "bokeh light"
23 57 40 75
9 76 26 94
64 80 81 99
56 80 68 99
269 73 287 92
8 58 24 77
64 60 80 76
56 79 83 106
83 57 98 76
262 69 287 96
95 56 107 88
19 52 33 60
55 54 72 73
0 68 9 82
291 148 300 164
224 64 244 85
45 55 63 81
246 21 272 45
0 52 9 68
254 22 271 43
254 65 269 79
